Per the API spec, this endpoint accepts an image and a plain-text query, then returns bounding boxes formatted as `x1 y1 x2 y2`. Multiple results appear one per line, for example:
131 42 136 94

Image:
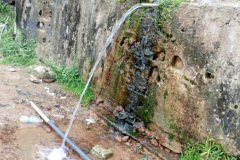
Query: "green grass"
0 3 37 66
179 136 237 160
158 0 186 27
47 61 93 106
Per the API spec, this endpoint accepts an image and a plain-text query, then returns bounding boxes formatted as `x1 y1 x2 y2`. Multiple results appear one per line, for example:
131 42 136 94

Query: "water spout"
58 3 159 159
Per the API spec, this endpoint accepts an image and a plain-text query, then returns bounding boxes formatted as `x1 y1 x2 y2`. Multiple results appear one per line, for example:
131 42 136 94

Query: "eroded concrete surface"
16 0 240 156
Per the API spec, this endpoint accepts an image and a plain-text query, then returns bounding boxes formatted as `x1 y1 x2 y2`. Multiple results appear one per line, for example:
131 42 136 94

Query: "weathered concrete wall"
154 1 240 155
16 0 240 156
16 0 138 82
95 0 240 156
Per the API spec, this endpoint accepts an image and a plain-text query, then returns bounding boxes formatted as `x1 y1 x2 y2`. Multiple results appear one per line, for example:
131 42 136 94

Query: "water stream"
48 3 159 160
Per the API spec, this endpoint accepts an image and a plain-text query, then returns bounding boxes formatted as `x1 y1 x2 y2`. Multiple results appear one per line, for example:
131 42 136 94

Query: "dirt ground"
0 64 146 160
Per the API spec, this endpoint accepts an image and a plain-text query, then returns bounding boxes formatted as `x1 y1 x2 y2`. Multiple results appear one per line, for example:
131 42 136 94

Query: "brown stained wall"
16 0 240 156
98 1 240 156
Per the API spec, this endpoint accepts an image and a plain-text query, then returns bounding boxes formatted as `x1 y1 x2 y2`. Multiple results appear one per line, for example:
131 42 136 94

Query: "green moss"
184 76 195 85
157 74 161 81
234 105 238 109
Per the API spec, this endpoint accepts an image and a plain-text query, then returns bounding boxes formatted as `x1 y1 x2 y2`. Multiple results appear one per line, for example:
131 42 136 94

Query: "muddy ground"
0 64 147 160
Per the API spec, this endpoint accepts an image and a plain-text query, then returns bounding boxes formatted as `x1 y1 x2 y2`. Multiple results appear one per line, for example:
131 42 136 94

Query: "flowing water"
48 3 159 160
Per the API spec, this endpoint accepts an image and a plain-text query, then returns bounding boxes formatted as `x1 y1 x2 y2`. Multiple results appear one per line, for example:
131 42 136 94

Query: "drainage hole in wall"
120 37 127 46
171 56 184 69
42 38 46 43
37 22 44 29
205 72 214 79
39 10 42 16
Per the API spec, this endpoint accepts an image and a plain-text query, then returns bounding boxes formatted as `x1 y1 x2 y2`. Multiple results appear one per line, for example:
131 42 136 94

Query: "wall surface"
16 0 240 156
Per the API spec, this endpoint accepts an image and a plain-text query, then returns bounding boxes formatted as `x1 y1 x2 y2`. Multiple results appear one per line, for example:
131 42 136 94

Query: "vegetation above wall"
0 3 37 66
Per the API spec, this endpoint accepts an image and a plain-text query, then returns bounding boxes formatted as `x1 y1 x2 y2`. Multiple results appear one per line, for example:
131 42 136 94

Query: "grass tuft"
179 136 237 160
47 61 94 106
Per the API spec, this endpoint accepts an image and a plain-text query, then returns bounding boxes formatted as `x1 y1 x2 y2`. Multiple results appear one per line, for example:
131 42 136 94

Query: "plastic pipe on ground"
30 101 92 160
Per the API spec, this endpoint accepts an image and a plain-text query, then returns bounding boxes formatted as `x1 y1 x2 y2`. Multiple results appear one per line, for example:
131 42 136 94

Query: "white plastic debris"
85 119 95 125
44 87 56 96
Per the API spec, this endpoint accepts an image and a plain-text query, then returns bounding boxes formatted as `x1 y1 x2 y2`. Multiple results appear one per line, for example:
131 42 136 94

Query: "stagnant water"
48 3 159 160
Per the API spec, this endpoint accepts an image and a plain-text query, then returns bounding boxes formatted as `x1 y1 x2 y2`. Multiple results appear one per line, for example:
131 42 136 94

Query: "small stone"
122 136 129 142
16 105 24 109
129 36 136 45
101 110 111 115
86 126 90 130
138 127 145 133
115 135 122 142
96 96 104 105
46 106 52 110
44 127 52 133
90 145 113 159
145 129 152 137
115 106 123 112
162 140 182 153
150 139 159 147
165 148 171 153
9 68 16 72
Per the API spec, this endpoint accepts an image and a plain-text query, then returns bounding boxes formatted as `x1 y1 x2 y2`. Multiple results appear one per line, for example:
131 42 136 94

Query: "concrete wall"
16 0 240 156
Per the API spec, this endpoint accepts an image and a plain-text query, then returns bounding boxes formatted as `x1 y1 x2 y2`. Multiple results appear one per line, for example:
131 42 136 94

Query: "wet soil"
0 64 145 160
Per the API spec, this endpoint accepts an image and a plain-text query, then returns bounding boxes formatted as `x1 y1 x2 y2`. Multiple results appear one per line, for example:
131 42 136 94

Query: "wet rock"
165 148 171 153
129 36 137 45
115 135 122 142
115 105 123 112
122 136 129 142
158 136 165 144
138 127 145 133
103 101 113 112
101 110 111 115
90 145 113 159
150 139 159 147
96 96 104 105
145 129 152 137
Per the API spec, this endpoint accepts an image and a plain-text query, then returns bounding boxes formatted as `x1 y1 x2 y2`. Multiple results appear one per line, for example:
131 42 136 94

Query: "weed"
179 136 237 160
0 3 37 66
47 61 93 106
158 0 186 28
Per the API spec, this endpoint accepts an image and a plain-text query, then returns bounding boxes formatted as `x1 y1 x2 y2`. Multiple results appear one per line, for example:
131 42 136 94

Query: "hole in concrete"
153 52 161 60
42 38 46 43
149 66 158 79
181 28 187 32
234 105 238 109
205 72 214 79
120 37 127 46
171 56 184 69
39 10 42 16
37 22 44 29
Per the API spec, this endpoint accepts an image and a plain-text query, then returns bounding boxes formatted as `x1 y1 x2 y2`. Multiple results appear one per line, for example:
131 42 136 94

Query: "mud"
0 64 145 160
